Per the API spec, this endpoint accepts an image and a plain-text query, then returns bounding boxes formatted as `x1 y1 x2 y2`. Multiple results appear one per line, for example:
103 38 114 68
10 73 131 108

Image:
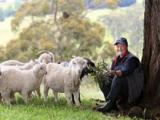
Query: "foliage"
57 0 84 15
0 0 115 62
96 41 115 61
100 4 144 58
57 16 106 59
90 61 111 85
11 0 50 31
0 47 6 61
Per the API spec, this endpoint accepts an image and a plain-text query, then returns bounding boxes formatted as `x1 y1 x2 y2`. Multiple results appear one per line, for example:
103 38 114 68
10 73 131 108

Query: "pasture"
0 4 143 119
0 82 132 120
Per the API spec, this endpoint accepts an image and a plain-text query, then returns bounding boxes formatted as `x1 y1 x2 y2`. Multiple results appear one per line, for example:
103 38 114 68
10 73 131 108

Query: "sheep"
36 50 55 97
58 58 95 79
18 59 41 98
38 50 55 64
44 57 87 106
0 59 39 70
0 63 47 105
0 60 25 66
0 59 40 99
72 58 95 103
59 61 69 67
58 58 96 104
19 60 39 70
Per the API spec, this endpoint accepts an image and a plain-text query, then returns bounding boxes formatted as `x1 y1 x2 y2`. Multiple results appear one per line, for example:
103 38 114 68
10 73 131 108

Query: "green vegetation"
0 1 145 120
0 0 144 62
0 0 115 62
0 84 132 120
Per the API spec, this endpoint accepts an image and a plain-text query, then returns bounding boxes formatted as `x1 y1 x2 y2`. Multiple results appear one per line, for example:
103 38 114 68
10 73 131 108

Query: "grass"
0 83 133 120
0 98 105 120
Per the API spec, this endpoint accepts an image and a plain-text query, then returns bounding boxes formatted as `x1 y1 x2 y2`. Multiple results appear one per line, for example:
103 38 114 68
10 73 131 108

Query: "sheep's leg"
0 93 2 102
65 90 73 106
73 91 80 107
71 94 75 104
28 91 33 99
72 88 81 104
44 84 49 101
52 90 58 102
21 90 29 103
10 92 15 103
1 91 11 105
36 87 41 98
78 88 81 103
28 91 32 101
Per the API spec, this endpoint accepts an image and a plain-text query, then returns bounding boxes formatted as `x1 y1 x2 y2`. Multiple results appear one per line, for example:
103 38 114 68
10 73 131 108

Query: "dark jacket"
111 51 144 103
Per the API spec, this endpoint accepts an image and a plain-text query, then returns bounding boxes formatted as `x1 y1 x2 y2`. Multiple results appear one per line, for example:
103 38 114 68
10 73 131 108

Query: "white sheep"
0 59 39 70
43 57 87 106
0 60 25 66
19 60 39 70
36 51 55 97
0 63 47 105
0 59 41 99
59 61 69 67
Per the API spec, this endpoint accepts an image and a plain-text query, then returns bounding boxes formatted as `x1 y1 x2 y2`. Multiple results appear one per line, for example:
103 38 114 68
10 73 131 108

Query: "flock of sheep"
0 51 95 106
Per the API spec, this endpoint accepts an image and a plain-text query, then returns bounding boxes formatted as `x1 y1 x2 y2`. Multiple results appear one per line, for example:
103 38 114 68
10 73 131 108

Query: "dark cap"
114 37 128 46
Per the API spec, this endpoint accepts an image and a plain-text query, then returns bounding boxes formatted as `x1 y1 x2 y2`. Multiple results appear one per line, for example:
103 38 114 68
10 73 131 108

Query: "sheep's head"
38 51 55 64
80 58 95 79
70 57 88 70
33 63 47 78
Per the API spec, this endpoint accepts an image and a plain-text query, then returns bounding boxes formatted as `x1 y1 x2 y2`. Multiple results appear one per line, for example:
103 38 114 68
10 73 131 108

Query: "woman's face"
114 44 127 57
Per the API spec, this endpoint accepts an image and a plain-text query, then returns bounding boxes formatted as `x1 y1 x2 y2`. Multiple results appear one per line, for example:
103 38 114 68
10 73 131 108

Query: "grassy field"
0 83 133 120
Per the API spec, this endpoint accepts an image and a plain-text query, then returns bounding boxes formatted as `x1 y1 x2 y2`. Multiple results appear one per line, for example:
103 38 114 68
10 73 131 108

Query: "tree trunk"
142 0 160 99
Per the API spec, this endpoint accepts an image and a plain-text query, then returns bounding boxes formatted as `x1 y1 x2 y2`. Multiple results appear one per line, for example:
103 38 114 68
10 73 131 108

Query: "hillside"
0 17 17 46
0 0 144 47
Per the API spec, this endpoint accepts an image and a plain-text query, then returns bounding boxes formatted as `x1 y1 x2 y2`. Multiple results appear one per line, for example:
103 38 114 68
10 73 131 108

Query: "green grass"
0 84 132 120
0 98 104 120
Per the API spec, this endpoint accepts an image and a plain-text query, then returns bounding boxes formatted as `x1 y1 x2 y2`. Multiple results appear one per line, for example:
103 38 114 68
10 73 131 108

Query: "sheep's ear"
72 61 76 64
71 60 76 64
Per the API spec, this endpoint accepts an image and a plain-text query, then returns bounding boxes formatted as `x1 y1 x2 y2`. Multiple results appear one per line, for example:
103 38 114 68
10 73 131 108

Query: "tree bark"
142 0 160 99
